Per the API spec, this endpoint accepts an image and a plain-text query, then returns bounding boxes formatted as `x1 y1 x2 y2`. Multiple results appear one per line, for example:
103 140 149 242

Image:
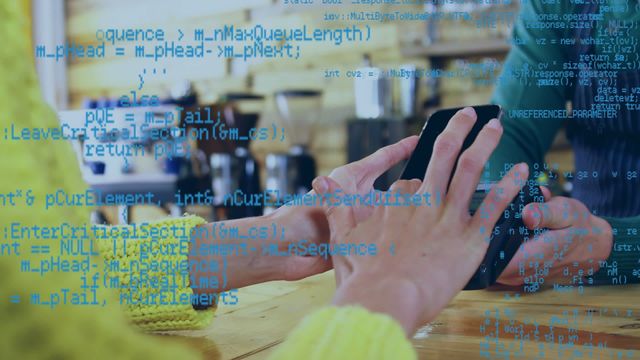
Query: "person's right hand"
312 107 529 335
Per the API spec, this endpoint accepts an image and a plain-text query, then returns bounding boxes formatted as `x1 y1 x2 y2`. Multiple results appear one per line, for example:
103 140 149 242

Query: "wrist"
248 213 290 283
269 197 329 246
189 217 280 294
332 272 424 336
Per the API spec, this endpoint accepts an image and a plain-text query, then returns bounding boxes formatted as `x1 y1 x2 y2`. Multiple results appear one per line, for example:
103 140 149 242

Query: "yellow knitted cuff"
96 215 215 332
269 306 417 360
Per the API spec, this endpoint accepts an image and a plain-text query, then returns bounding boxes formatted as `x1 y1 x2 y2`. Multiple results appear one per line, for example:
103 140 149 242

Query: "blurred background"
31 0 572 224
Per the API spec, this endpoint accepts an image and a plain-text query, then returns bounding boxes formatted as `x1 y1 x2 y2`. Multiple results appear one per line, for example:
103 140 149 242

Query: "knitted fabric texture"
269 306 417 360
0 2 205 359
96 216 215 331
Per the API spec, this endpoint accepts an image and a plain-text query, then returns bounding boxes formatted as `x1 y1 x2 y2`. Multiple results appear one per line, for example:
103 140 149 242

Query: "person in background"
2 2 528 359
489 0 640 286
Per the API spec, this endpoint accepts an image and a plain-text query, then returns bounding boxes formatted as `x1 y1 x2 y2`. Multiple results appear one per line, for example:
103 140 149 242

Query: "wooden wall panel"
65 1 434 171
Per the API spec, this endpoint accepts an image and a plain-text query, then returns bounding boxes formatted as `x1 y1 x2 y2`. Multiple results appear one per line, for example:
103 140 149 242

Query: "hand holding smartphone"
400 105 502 182
400 105 543 290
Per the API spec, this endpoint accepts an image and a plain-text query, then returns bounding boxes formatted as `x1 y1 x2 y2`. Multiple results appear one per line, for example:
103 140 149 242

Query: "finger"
540 186 552 201
496 263 525 286
496 230 550 286
523 196 577 230
497 237 542 286
312 176 357 237
471 163 529 233
498 229 582 285
355 135 419 180
446 118 503 216
406 178 422 193
420 107 477 196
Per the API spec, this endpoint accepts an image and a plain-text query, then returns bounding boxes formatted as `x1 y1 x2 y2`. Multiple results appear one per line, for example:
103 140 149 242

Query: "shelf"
402 39 511 58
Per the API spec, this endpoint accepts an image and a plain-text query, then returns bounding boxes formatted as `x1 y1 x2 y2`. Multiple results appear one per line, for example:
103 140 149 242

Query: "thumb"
312 176 357 237
540 186 552 201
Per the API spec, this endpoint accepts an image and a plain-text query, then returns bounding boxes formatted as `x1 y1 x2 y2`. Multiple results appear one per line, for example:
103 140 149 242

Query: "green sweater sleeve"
590 216 640 285
486 0 569 181
269 306 416 360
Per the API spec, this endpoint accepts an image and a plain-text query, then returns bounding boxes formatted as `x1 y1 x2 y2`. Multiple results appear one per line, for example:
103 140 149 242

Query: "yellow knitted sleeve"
269 306 417 360
95 215 215 332
1 3 213 356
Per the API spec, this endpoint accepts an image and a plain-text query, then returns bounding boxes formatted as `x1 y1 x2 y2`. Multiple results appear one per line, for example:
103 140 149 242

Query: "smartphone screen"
400 104 502 183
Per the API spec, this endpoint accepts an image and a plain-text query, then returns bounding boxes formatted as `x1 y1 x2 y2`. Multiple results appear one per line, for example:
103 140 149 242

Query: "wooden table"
163 272 640 359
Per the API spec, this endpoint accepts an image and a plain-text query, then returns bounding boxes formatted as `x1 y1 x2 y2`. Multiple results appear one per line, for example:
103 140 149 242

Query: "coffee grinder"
265 90 322 212
348 64 423 190
210 92 264 220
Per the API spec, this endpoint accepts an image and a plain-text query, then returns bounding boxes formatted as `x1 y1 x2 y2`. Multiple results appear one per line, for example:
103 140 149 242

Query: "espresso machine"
210 93 264 220
265 90 322 212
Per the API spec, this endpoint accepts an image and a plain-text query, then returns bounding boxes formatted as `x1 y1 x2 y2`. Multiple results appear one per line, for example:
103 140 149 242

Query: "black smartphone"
399 104 542 290
400 104 502 183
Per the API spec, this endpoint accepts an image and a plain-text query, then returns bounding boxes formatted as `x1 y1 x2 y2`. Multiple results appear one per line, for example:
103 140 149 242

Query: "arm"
487 0 568 181
187 135 421 298
99 135 420 329
488 2 625 287
97 207 328 332
591 216 640 284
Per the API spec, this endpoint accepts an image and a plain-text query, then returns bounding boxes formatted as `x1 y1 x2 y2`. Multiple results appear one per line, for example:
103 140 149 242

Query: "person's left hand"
190 136 420 294
271 135 419 281
497 187 614 287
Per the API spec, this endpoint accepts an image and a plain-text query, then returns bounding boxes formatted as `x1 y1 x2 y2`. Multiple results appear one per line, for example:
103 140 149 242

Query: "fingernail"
517 162 528 174
461 106 476 117
312 177 328 193
530 207 542 228
486 118 501 130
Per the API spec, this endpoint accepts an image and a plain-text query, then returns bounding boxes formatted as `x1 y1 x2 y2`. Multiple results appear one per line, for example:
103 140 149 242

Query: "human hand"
189 136 420 294
269 135 420 281
497 188 613 287
313 108 529 335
